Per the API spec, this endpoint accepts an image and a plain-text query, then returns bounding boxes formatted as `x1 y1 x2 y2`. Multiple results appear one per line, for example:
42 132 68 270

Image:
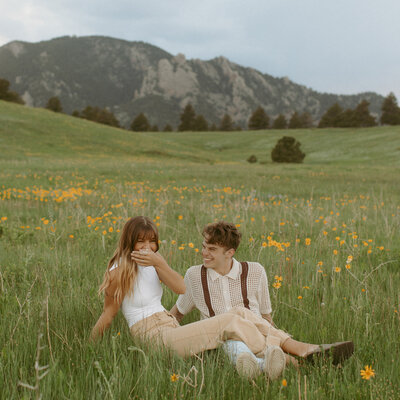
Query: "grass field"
1 100 400 399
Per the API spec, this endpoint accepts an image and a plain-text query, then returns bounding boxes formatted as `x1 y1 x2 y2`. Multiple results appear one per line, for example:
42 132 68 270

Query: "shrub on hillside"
271 136 305 163
76 106 120 127
247 155 257 163
0 78 24 104
46 96 63 113
131 113 150 131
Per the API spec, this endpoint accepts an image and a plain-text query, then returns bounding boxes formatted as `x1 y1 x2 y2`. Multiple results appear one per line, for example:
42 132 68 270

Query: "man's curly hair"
202 221 242 250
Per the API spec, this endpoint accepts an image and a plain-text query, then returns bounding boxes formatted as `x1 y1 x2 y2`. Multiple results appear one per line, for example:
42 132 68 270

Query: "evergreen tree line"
318 98 395 128
2 78 400 130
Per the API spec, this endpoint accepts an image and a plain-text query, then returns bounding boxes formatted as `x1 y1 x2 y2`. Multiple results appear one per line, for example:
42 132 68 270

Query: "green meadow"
0 99 399 399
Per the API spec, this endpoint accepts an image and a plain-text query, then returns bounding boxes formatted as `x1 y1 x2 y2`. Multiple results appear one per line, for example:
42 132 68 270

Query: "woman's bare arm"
90 278 121 341
131 251 185 294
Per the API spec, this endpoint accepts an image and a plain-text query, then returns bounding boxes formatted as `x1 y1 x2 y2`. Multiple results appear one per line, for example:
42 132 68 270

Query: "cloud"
0 0 399 98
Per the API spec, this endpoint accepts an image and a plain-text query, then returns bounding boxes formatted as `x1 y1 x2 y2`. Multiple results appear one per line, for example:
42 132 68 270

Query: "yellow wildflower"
170 373 179 382
360 365 375 380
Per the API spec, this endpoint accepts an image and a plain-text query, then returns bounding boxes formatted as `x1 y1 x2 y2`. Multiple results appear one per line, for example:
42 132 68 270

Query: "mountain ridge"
0 35 384 128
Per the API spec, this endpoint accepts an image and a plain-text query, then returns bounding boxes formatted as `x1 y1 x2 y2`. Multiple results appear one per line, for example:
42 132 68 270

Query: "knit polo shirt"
176 258 272 320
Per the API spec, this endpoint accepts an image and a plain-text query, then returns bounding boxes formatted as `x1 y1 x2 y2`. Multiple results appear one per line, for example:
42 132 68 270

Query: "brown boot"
305 341 354 365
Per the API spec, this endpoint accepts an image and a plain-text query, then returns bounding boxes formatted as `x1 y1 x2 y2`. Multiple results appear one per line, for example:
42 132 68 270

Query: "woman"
91 216 287 379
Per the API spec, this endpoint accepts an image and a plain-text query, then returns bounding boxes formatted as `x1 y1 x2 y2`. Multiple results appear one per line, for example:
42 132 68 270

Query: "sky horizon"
1 0 399 100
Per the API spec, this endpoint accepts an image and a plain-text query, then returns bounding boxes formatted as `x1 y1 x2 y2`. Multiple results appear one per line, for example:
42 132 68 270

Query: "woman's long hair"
99 216 159 303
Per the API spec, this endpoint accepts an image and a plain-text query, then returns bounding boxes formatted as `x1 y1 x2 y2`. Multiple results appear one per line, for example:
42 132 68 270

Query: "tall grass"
1 101 399 398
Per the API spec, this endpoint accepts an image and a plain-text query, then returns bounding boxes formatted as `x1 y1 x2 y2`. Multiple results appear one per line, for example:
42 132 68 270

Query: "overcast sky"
1 0 399 99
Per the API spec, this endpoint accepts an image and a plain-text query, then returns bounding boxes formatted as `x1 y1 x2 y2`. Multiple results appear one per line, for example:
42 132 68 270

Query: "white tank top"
110 264 165 327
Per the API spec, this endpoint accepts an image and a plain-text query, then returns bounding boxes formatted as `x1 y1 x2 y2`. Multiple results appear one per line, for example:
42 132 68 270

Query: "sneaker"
236 352 261 379
263 345 286 380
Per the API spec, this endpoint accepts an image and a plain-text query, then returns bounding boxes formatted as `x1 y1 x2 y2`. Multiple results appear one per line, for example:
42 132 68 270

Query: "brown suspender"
201 265 215 317
240 262 250 309
200 262 250 317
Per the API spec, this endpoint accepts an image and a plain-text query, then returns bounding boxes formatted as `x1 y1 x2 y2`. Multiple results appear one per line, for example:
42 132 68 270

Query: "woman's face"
133 232 158 253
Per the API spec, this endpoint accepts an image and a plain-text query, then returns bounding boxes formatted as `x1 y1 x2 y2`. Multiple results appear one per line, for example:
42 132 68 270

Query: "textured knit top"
110 264 165 327
176 258 272 319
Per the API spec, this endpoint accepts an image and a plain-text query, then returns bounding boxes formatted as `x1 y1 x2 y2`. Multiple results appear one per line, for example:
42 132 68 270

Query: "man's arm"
170 304 185 323
170 267 196 323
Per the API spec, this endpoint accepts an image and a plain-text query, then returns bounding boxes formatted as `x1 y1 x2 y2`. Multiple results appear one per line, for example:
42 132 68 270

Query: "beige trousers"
130 307 290 358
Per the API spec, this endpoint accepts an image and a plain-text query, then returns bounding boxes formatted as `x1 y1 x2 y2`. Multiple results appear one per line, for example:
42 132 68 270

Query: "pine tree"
337 109 355 127
193 115 209 131
46 96 63 113
351 100 376 127
299 112 313 128
178 104 196 131
248 106 269 130
288 112 302 129
380 93 400 125
163 124 173 132
272 114 287 129
219 114 234 131
318 103 343 128
271 136 305 163
131 113 150 131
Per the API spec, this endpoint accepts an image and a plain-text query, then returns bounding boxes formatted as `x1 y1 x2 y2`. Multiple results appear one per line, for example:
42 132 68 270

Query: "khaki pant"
130 307 290 358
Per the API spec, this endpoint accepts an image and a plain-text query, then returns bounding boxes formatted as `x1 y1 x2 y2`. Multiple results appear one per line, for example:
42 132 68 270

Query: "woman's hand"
131 249 164 267
131 250 185 294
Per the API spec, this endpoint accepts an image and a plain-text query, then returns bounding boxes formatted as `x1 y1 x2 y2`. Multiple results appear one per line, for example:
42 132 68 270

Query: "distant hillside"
0 36 384 128
2 99 400 169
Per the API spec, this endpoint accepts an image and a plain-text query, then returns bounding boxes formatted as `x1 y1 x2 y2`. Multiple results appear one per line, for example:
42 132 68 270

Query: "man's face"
201 240 233 269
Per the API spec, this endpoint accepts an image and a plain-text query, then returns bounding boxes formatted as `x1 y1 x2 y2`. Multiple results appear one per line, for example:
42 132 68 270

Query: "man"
170 221 354 379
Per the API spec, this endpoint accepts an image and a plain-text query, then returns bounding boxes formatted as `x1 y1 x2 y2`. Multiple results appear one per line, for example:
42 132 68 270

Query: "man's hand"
262 313 275 326
170 304 184 323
